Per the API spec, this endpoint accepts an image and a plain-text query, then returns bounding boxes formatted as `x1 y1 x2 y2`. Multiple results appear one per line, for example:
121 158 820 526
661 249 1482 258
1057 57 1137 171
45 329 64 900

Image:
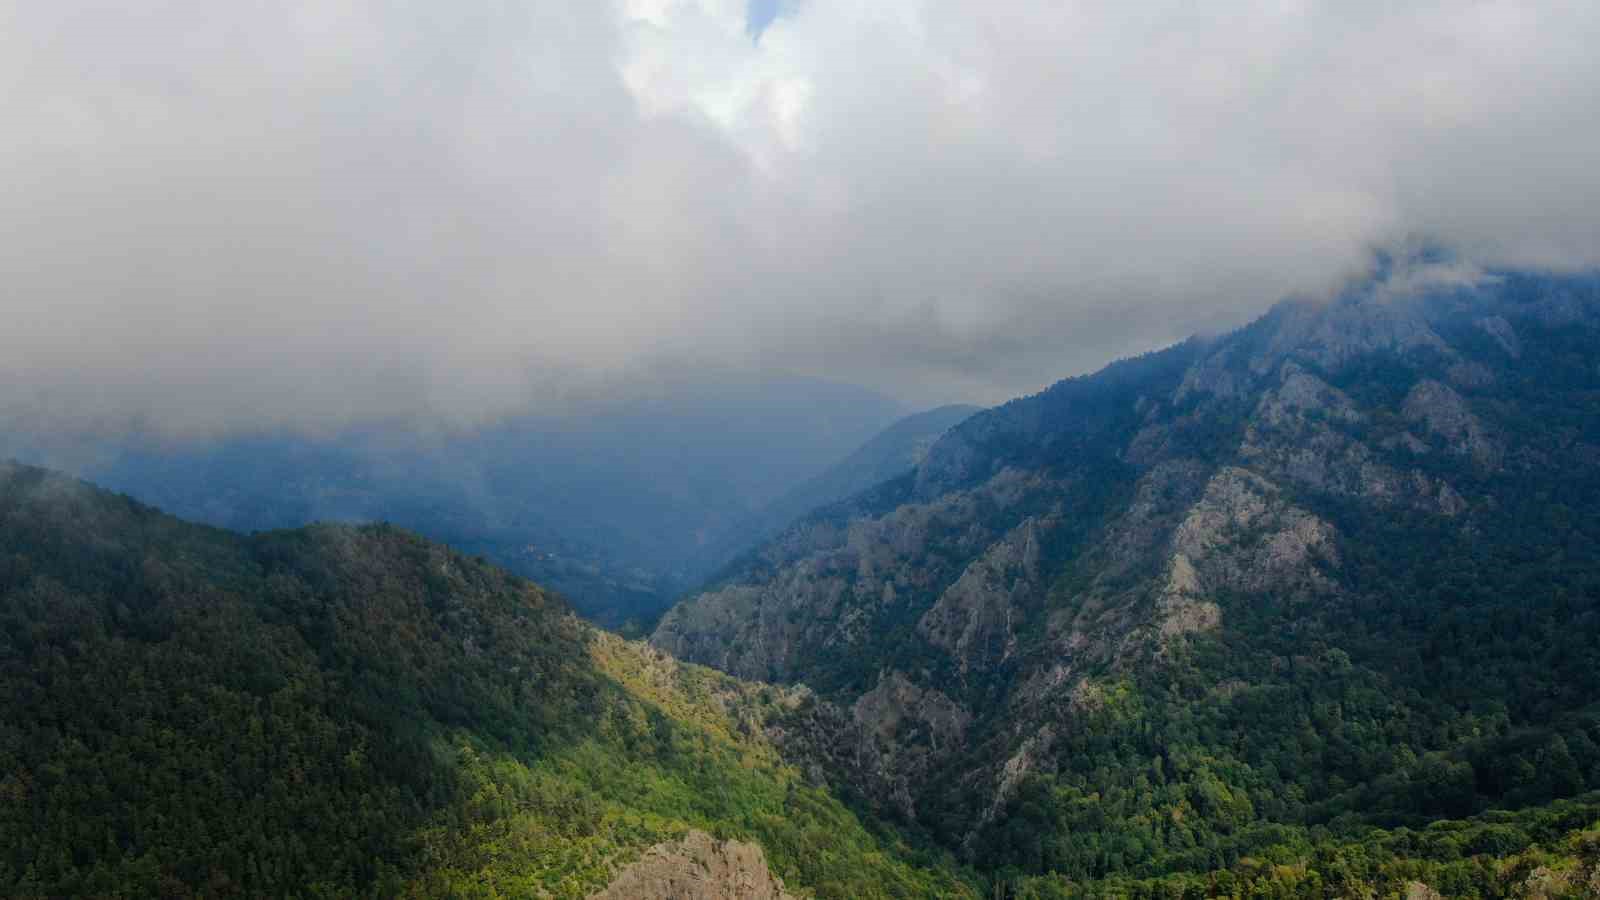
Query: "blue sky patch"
746 0 782 41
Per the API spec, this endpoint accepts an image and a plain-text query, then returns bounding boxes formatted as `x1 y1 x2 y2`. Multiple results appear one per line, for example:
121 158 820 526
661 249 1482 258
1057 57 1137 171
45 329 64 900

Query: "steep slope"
5 375 904 628
653 262 1600 881
687 404 983 583
0 462 969 898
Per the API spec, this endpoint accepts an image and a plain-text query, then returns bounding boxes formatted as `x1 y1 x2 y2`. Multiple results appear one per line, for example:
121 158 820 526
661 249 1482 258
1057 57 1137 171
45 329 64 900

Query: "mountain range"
653 261 1600 893
2 376 917 629
0 461 968 897
6 261 1600 896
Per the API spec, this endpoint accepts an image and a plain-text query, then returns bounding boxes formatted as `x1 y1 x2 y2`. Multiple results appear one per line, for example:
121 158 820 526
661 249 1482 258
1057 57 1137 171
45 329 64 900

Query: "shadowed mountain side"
684 404 983 594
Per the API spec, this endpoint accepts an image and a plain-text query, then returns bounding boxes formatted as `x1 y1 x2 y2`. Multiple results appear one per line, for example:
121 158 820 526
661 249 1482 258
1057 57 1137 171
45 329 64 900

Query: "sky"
4 0 1599 435
746 0 784 40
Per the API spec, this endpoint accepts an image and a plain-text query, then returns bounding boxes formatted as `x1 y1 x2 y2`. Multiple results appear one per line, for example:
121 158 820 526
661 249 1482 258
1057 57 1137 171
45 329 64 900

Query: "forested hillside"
8 264 1600 898
654 263 1600 894
0 462 968 898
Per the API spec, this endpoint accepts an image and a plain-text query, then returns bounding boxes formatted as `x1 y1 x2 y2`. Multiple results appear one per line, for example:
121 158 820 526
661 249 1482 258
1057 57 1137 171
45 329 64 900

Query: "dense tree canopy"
0 462 968 897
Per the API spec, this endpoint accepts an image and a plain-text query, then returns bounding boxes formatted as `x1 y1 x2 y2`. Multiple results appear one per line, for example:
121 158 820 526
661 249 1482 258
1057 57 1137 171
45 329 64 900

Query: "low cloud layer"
4 0 1598 433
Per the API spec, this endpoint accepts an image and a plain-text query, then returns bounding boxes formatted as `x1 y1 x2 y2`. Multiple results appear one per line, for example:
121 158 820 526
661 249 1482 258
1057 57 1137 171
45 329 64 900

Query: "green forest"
0 462 968 897
6 280 1600 897
6 460 1600 897
965 312 1600 892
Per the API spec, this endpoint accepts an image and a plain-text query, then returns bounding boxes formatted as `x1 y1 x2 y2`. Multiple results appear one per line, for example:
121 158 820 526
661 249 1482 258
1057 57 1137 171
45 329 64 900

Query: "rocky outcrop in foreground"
589 830 798 900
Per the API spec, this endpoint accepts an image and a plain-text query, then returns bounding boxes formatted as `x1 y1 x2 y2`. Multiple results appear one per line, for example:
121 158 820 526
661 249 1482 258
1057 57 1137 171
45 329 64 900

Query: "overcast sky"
4 0 1598 434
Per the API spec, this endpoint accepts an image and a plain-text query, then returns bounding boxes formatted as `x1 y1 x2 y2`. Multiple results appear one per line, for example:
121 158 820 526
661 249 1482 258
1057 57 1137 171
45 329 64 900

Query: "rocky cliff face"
652 263 1600 851
652 466 1053 684
589 831 799 900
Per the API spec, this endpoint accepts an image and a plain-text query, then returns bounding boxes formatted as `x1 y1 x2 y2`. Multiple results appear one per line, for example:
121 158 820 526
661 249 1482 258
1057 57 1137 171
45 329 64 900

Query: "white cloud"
3 0 1598 434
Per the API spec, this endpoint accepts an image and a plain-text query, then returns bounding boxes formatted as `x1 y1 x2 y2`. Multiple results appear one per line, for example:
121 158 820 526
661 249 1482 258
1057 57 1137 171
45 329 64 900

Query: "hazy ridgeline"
6 267 1600 897
3 376 916 629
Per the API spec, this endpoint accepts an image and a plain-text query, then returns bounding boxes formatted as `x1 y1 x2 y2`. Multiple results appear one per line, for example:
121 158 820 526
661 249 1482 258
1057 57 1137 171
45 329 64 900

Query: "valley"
10 1 1600 893
5 267 1600 897
3 377 918 631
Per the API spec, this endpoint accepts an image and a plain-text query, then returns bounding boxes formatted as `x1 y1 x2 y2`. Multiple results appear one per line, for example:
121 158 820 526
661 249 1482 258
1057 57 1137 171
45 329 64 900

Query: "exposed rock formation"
1405 882 1445 900
652 468 1050 682
589 830 798 900
1403 379 1502 468
1239 364 1468 516
852 670 971 755
1169 466 1337 599
918 517 1045 674
651 268 1600 854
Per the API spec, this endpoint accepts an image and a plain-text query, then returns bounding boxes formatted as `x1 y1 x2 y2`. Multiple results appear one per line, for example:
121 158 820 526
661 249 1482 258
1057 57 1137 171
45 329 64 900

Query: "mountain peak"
652 268 1600 871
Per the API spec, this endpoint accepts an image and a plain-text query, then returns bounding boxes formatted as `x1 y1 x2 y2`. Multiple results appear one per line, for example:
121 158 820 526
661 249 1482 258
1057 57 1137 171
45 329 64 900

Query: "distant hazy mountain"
3 375 904 627
654 263 1600 891
689 404 982 577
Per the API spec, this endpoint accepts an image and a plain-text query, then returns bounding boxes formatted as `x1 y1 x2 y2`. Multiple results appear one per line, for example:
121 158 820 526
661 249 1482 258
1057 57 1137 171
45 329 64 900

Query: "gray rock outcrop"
589 831 798 900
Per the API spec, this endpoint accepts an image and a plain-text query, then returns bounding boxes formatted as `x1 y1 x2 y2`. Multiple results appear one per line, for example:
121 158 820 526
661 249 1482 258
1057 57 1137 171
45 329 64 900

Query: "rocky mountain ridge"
653 263 1600 867
7 257 1600 897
